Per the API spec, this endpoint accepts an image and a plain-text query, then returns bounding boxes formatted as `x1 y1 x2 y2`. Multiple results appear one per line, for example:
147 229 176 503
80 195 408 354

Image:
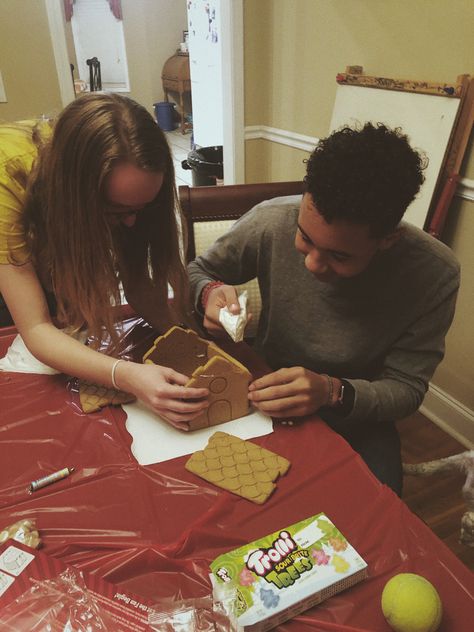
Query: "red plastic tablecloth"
0 322 473 630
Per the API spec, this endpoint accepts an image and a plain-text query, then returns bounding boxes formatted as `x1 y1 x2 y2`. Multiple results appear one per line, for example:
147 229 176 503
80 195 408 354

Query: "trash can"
154 101 176 131
181 145 223 186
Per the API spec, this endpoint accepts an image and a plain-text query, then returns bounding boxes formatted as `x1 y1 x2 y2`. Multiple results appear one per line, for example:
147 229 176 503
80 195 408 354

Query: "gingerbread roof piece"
185 431 290 504
143 326 251 430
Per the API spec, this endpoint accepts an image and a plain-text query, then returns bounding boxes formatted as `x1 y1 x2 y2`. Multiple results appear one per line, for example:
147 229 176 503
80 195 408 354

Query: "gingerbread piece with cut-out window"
143 326 251 430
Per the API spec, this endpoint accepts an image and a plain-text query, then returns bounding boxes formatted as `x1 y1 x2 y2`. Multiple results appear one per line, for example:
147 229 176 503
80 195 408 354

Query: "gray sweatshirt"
188 196 460 425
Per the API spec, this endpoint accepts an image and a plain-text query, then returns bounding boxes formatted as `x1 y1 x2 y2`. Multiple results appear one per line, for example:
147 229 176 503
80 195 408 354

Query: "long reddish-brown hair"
21 93 190 346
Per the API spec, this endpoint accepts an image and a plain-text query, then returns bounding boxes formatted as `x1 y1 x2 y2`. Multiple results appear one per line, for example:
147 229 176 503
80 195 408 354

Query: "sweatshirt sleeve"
187 207 263 312
344 268 459 424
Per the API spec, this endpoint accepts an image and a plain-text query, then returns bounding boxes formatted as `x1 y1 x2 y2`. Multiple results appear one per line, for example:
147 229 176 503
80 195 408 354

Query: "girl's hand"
116 361 209 430
248 367 329 418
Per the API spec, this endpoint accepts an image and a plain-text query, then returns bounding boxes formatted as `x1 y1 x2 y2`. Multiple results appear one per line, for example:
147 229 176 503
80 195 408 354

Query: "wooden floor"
397 411 474 571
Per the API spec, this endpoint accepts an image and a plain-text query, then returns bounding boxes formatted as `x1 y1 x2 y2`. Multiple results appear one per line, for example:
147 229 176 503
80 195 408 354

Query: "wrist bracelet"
111 359 123 390
321 373 333 406
201 280 225 309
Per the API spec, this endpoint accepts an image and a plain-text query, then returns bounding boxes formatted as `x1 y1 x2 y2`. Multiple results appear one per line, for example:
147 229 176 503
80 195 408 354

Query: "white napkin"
218 290 248 342
0 334 59 374
0 331 87 374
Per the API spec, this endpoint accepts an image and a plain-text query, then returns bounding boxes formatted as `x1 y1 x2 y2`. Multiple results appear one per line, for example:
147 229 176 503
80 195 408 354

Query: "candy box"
210 513 368 632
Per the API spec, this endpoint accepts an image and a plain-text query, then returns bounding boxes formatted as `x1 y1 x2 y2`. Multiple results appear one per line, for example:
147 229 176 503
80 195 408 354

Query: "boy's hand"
248 367 330 417
203 284 252 338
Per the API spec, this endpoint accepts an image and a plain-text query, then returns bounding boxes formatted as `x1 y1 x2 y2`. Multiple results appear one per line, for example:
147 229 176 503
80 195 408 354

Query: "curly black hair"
304 122 427 237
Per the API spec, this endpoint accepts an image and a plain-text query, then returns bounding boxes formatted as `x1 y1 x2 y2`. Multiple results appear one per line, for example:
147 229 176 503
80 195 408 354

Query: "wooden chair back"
179 181 304 261
179 180 304 337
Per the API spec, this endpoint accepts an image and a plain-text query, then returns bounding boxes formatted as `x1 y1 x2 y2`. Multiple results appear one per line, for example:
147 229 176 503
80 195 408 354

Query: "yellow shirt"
0 120 51 265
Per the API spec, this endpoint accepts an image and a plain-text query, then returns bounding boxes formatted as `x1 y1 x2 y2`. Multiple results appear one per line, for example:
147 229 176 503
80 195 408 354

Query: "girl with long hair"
0 93 208 428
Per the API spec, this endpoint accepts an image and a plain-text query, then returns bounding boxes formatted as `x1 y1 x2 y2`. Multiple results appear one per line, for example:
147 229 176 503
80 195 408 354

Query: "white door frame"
45 0 75 107
220 0 244 184
45 0 244 184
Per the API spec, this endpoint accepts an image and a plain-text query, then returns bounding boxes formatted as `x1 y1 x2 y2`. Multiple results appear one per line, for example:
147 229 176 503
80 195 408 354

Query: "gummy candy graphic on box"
210 513 368 632
260 587 279 609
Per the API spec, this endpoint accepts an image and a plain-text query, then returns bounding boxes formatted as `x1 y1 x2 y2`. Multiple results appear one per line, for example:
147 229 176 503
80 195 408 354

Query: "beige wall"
245 140 308 182
245 0 473 140
438 202 474 408
0 0 63 120
0 0 187 120
244 0 474 434
122 0 187 113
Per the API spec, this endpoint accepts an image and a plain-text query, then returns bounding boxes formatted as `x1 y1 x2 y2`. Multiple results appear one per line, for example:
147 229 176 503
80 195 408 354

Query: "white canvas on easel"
330 85 461 229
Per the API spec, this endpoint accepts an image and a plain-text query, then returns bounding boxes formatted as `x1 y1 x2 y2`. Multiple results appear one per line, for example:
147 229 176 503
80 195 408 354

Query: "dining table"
0 317 473 630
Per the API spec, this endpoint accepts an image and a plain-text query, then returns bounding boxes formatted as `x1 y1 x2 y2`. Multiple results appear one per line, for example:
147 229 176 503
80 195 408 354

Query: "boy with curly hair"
188 123 460 495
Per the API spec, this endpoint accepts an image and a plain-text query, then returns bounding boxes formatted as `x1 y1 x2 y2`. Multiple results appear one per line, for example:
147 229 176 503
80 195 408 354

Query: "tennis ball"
381 573 442 632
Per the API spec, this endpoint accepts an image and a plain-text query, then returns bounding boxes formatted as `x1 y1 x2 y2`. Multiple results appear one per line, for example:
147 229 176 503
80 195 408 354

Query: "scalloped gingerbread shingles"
79 380 136 413
185 431 290 504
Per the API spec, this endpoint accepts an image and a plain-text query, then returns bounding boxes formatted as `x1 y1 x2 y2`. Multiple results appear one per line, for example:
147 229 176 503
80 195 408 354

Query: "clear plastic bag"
148 594 239 632
218 291 248 343
0 567 112 631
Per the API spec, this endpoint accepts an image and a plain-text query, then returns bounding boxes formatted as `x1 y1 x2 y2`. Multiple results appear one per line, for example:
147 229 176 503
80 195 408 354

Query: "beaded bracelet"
201 280 225 310
321 373 333 406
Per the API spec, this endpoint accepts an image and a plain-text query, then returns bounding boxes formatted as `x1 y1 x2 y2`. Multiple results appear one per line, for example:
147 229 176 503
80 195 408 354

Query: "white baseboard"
420 383 474 449
245 125 318 153
457 177 474 202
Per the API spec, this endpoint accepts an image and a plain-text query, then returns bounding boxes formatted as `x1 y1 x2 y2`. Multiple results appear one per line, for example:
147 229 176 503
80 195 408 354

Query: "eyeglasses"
105 199 157 221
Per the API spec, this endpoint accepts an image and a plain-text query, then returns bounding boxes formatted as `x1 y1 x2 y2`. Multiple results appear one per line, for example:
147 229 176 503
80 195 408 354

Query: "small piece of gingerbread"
78 380 136 413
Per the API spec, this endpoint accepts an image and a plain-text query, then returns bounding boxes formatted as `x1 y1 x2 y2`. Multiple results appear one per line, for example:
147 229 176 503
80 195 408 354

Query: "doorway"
45 0 244 184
